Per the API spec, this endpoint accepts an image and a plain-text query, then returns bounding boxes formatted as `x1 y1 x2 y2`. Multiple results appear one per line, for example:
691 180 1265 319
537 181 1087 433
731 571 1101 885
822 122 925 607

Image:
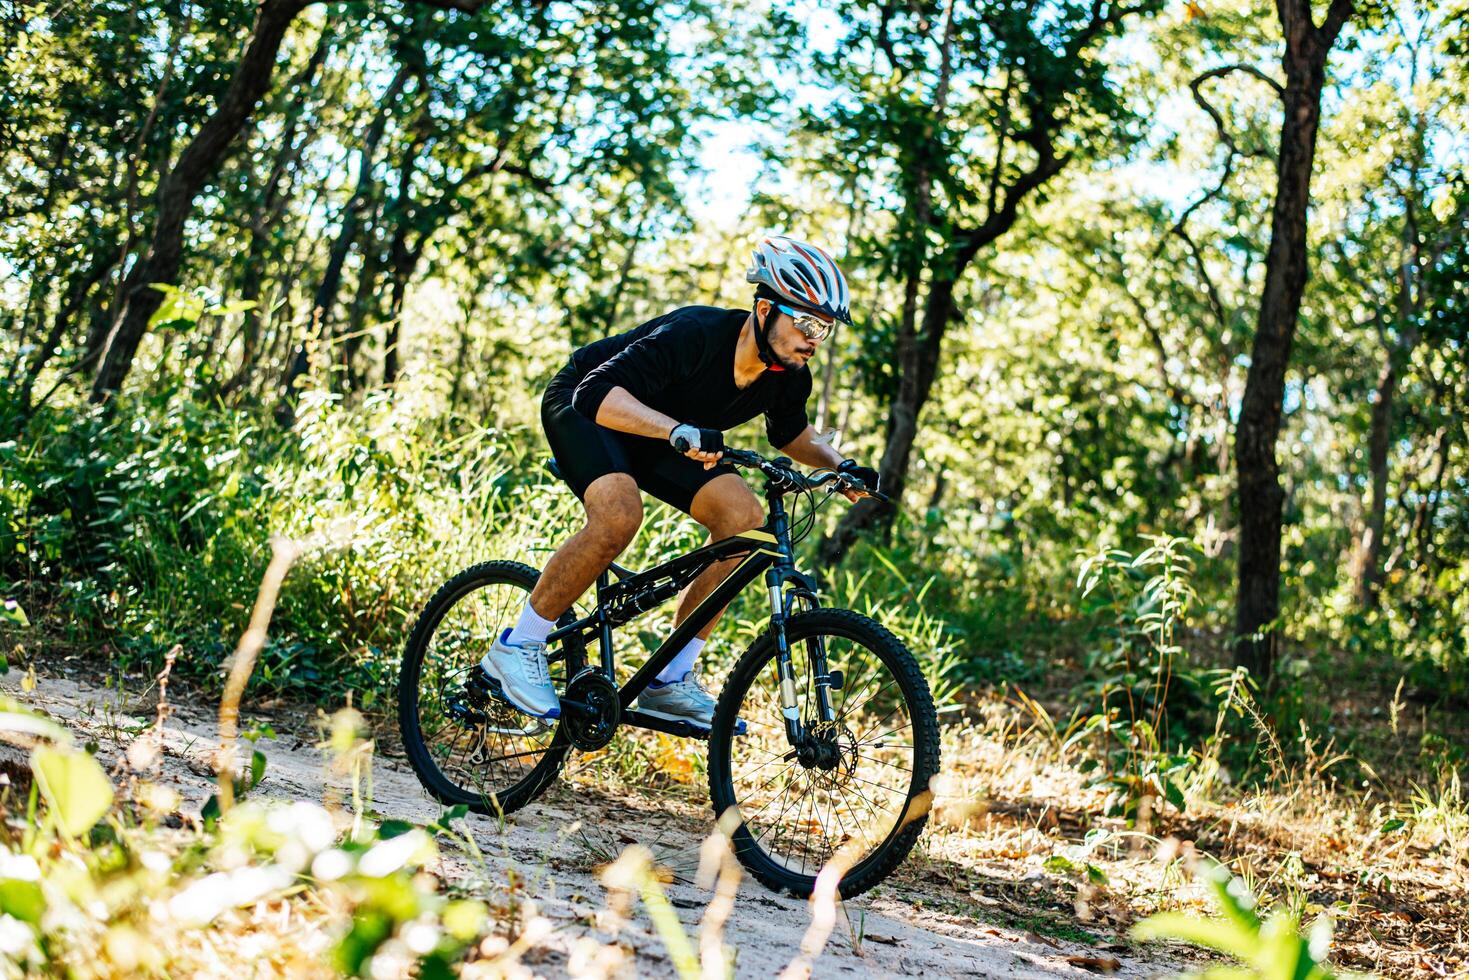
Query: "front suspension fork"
767 578 836 746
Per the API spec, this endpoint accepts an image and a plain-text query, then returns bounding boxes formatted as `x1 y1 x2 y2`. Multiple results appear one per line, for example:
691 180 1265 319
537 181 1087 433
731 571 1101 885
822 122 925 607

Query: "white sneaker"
478 629 560 720
636 671 721 732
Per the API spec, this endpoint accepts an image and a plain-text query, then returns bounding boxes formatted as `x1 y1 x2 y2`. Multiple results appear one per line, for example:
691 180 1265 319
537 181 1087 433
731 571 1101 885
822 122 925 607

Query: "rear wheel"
706 609 941 898
398 561 584 815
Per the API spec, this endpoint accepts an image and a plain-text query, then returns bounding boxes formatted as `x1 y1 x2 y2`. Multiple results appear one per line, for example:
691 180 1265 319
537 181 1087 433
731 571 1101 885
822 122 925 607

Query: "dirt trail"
6 671 1183 978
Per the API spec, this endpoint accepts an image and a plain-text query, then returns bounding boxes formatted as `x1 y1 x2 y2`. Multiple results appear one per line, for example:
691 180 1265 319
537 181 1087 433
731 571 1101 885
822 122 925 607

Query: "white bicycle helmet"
746 235 852 326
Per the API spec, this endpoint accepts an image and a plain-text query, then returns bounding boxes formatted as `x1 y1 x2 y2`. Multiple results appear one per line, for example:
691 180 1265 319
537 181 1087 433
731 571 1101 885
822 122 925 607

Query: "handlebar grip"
673 436 691 453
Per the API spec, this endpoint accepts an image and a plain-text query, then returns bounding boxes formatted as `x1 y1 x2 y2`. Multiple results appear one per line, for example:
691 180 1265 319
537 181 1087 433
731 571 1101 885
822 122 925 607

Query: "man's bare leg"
526 473 643 619
675 473 767 638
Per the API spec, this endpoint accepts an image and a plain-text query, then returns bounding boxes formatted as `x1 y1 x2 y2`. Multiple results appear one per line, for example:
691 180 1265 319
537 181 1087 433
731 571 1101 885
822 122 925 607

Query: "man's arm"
780 426 876 501
778 425 846 470
596 387 724 469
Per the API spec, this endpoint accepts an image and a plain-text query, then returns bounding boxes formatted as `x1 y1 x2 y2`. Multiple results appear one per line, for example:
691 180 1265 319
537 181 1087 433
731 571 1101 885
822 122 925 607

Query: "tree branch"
1160 63 1284 332
1193 63 1284 106
1319 0 1354 45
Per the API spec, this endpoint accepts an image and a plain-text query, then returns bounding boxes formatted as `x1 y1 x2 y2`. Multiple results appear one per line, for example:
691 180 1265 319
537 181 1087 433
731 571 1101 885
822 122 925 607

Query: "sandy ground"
4 670 1186 979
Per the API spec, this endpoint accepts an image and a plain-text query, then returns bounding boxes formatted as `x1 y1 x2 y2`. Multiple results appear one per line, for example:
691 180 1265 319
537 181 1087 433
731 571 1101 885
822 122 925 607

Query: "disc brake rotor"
806 720 859 781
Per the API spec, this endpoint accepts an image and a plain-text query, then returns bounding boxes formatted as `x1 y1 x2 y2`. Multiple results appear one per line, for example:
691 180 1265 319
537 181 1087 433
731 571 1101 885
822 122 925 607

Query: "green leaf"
250 749 267 790
377 819 416 840
336 908 393 975
0 876 45 925
32 745 114 837
1164 777 1187 813
201 794 222 829
146 284 207 330
1086 863 1109 886
431 804 469 833
215 299 258 317
0 710 70 743
441 899 487 941
1207 864 1262 932
1378 818 1406 834
1130 911 1258 955
1044 854 1078 875
1 599 28 628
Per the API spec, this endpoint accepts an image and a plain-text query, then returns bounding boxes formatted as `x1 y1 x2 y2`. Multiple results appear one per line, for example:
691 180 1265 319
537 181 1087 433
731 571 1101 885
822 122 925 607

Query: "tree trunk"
219 28 332 399
819 131 1064 564
1233 0 1353 681
1413 427 1450 582
17 244 123 410
277 64 409 416
1352 352 1396 608
343 222 384 391
819 271 951 563
90 0 314 402
103 4 190 348
380 202 429 387
602 211 646 335
382 247 419 386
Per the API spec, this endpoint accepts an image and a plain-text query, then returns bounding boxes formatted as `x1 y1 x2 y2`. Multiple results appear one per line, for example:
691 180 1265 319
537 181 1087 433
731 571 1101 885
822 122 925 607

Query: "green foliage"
1132 861 1342 980
1067 537 1207 819
31 745 113 839
145 284 257 332
1 599 27 628
0 694 488 976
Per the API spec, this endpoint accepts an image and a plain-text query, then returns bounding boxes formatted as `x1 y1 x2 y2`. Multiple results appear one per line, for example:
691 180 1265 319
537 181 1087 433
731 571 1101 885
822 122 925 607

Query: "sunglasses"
774 303 836 342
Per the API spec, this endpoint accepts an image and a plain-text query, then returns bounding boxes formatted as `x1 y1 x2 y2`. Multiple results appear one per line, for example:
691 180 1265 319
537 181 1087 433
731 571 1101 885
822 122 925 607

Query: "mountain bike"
397 446 941 898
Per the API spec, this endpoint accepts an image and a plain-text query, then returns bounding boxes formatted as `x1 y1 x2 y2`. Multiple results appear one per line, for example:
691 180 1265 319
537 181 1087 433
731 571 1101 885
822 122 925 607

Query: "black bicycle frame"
543 480 830 743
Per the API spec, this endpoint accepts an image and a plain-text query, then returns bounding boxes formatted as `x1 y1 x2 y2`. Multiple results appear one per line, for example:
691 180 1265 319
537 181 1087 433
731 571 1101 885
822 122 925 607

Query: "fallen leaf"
1065 954 1122 974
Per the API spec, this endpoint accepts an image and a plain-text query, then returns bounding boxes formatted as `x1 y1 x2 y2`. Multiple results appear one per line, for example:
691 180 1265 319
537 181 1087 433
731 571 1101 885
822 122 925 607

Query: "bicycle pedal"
468 669 515 707
447 687 487 725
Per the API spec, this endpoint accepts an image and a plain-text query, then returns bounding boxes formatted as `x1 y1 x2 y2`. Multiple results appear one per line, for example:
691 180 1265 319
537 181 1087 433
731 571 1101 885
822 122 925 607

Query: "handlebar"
671 438 891 504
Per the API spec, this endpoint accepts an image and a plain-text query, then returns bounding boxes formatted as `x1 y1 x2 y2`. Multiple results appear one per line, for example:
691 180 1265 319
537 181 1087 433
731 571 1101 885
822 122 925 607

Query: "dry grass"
846 686 1469 979
6 656 1466 979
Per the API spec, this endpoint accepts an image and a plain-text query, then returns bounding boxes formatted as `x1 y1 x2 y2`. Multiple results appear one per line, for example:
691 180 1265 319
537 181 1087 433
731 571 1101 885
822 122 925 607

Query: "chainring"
562 668 622 751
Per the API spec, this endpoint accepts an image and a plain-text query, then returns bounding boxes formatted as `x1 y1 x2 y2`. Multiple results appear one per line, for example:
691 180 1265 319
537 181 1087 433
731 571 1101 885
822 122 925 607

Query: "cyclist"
478 235 880 730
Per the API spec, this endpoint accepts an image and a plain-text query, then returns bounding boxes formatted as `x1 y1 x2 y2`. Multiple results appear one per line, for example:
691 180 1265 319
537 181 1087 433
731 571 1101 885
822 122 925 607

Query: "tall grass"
1 379 984 707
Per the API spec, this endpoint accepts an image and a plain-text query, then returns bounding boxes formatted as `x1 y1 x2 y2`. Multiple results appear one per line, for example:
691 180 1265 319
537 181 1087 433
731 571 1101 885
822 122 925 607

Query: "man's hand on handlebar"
836 459 880 503
667 437 889 504
670 424 726 470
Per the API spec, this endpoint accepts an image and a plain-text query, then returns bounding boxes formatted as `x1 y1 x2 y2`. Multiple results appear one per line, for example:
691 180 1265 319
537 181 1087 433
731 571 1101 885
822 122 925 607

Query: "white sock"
506 598 556 647
656 637 705 685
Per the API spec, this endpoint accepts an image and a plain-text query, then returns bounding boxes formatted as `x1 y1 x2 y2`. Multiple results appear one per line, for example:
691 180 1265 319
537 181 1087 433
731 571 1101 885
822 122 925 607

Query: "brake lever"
822 476 887 505
830 475 890 504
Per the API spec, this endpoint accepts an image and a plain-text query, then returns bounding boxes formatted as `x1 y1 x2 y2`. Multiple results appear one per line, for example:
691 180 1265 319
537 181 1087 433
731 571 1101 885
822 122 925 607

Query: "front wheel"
707 609 941 898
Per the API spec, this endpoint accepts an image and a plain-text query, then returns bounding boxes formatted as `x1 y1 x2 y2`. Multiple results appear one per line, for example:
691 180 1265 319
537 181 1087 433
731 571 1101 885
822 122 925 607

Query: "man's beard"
774 345 808 372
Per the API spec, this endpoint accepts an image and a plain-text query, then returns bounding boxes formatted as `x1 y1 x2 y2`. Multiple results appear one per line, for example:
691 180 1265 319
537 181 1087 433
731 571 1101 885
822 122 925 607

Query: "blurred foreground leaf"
32 746 114 838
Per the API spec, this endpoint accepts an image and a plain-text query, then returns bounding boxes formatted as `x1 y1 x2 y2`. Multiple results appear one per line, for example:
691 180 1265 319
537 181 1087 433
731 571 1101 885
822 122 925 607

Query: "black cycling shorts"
541 368 737 515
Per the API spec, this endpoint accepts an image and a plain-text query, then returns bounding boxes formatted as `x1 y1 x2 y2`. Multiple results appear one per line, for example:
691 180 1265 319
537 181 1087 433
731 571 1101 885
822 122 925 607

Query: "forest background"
0 0 1466 975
